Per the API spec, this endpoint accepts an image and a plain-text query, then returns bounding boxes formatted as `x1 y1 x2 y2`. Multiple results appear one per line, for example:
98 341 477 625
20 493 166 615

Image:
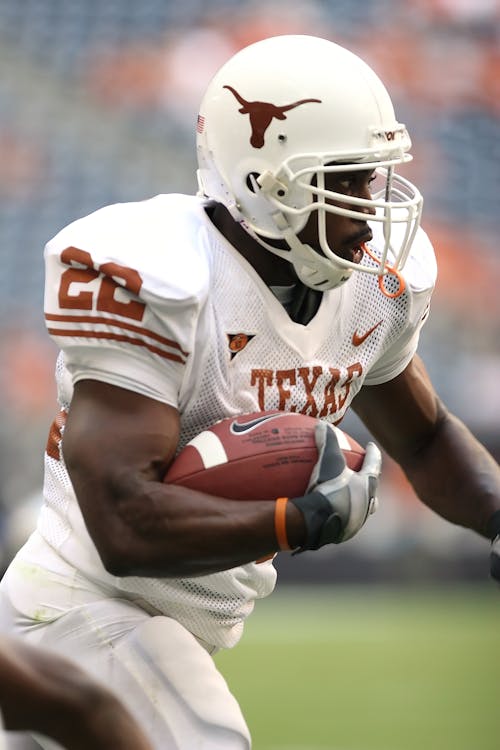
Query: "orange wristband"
275 497 292 551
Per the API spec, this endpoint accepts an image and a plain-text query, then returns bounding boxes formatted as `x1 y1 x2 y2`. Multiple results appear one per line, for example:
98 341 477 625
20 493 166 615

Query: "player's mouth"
339 230 373 264
349 245 364 264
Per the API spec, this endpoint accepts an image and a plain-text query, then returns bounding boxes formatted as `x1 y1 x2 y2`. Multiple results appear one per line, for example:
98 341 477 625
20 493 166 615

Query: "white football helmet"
196 35 423 291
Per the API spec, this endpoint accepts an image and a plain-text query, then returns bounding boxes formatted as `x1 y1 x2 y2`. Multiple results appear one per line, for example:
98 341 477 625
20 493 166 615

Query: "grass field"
215 584 499 750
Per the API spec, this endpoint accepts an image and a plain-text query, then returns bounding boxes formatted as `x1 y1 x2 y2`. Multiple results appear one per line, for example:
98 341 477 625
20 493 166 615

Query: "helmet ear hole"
246 172 261 193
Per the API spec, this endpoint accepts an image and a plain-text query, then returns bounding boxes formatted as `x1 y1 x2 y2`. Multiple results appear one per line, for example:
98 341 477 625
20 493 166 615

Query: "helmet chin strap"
277 218 353 291
248 210 353 291
239 210 353 291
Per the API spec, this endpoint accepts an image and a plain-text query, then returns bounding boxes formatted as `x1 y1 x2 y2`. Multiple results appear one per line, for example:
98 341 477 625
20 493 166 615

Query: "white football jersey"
29 194 435 649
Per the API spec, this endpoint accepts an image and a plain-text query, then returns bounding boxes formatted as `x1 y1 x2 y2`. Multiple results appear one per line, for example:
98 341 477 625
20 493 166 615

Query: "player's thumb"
360 441 382 479
359 441 382 516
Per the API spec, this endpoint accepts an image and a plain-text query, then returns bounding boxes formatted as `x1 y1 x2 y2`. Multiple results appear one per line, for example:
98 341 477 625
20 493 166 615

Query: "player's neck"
207 203 298 286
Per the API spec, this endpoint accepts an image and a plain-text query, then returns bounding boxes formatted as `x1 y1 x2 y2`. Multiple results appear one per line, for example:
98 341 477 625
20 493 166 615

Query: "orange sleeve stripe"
46 328 187 364
44 312 189 356
275 497 292 551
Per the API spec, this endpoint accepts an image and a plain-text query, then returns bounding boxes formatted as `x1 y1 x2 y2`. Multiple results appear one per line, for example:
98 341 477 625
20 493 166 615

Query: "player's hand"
290 421 381 551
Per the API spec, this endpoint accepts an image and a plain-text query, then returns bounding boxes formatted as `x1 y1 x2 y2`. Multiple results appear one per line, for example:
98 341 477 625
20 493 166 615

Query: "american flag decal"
197 114 205 134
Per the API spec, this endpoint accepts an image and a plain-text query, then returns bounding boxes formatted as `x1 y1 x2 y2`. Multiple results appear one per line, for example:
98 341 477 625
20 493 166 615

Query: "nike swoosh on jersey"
352 320 383 347
230 412 286 434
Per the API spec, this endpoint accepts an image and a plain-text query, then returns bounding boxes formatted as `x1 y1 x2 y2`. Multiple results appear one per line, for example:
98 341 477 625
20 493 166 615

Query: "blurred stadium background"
1 0 500 745
1 2 499 748
1 0 499 578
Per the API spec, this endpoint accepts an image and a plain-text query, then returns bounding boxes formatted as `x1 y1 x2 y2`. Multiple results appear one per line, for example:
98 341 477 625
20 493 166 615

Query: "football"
163 411 365 500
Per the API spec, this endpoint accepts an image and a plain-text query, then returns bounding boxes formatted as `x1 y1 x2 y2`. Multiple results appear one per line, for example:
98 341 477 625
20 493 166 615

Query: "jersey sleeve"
363 226 437 386
43 196 210 407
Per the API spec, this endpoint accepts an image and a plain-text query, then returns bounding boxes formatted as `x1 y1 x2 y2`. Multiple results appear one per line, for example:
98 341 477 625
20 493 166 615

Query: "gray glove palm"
291 422 382 551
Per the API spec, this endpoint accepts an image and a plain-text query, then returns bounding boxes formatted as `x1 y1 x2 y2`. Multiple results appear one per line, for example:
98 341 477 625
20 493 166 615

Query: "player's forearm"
91 482 305 577
401 410 500 538
46 688 153 750
1 666 151 750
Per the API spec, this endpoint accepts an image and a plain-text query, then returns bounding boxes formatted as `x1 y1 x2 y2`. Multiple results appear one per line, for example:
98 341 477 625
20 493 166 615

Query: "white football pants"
0 582 251 750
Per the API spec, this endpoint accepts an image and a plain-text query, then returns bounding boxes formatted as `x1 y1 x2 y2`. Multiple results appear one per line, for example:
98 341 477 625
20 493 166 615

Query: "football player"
0 35 498 749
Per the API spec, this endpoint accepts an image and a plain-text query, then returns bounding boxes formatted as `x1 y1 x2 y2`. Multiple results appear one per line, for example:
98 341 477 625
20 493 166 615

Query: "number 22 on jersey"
57 246 146 322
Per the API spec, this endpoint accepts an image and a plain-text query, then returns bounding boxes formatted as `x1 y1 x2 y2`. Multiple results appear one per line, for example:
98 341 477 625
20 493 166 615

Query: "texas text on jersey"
3 192 436 651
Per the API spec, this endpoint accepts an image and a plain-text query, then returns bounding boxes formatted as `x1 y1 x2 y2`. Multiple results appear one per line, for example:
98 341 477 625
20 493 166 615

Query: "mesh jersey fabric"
16 193 436 649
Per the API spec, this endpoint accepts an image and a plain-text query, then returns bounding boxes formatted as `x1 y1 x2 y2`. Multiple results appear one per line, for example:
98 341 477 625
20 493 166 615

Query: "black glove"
290 422 381 552
487 510 500 583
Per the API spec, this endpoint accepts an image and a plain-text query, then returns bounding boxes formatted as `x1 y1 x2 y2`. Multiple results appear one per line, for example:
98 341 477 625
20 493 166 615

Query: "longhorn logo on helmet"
223 85 321 148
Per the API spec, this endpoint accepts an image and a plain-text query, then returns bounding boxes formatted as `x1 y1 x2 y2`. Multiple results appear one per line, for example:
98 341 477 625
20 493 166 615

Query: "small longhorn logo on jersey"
227 332 255 360
223 86 321 148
